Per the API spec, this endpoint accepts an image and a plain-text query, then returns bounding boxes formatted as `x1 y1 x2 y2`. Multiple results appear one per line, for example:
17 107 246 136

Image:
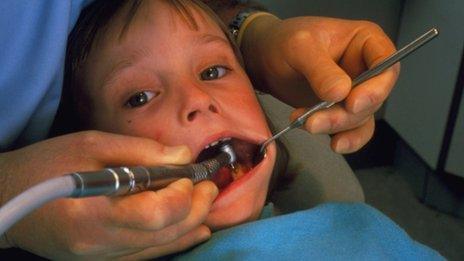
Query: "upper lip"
193 131 264 162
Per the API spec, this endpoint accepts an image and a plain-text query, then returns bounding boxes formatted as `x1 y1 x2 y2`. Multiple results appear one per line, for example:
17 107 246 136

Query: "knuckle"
78 130 104 148
286 29 314 49
66 241 93 256
139 213 165 230
359 20 384 33
329 115 344 131
57 204 97 256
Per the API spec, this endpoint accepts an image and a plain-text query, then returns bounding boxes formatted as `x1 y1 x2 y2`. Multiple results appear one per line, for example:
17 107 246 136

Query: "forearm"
201 0 276 94
0 153 11 210
201 0 266 24
240 13 281 93
0 153 13 249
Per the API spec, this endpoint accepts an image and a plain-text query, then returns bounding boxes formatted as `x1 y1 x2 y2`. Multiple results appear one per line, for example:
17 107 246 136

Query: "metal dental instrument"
258 28 439 158
0 144 236 235
70 143 236 197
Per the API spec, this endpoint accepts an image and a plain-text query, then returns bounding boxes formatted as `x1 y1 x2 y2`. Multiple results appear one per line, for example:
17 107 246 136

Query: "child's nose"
187 104 219 122
180 86 220 124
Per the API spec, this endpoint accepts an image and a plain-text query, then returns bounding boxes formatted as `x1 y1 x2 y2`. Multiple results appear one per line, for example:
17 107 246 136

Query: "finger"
330 116 375 154
141 181 218 245
290 103 380 135
116 225 211 260
105 181 217 250
363 30 397 68
284 33 352 102
339 24 396 76
74 131 192 167
109 178 194 230
345 66 398 114
339 26 399 113
111 179 218 232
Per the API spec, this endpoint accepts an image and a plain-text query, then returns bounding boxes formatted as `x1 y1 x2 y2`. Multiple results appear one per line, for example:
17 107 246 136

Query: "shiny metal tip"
220 143 236 165
229 163 238 173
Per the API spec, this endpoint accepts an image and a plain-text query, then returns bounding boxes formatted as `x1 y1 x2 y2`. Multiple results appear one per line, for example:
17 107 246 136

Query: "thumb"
285 36 351 102
76 131 192 167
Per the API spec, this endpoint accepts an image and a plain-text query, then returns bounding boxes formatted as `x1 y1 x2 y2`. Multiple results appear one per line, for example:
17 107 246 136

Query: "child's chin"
205 205 262 231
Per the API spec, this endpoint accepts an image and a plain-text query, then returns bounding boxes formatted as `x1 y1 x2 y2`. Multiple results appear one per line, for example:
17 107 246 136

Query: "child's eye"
125 91 159 108
200 66 229 81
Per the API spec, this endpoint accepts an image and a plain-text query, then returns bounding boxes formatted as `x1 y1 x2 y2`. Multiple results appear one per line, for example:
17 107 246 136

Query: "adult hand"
241 16 400 153
0 131 218 259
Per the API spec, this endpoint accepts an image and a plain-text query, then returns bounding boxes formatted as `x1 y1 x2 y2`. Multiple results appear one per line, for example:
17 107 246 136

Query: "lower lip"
212 155 266 203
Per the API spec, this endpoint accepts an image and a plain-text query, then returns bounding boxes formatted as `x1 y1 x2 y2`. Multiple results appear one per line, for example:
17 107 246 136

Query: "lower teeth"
231 164 246 180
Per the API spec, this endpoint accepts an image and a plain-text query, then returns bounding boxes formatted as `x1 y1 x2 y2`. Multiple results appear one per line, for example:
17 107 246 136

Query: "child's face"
79 1 276 230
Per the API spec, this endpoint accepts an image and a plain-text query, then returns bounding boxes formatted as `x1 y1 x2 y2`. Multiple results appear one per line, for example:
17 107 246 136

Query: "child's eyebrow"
102 47 152 89
102 33 230 89
194 33 229 46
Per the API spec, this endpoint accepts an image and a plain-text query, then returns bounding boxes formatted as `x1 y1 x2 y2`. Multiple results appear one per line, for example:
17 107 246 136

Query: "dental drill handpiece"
0 144 236 236
70 143 237 198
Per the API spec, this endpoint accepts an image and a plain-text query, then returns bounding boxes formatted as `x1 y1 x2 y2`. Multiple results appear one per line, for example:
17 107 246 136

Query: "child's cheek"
115 116 164 142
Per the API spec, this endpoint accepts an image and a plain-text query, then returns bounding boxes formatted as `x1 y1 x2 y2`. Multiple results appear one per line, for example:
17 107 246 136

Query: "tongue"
210 164 252 189
231 139 256 169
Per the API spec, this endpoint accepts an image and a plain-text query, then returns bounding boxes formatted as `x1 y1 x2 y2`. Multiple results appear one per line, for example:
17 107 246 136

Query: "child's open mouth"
196 138 260 190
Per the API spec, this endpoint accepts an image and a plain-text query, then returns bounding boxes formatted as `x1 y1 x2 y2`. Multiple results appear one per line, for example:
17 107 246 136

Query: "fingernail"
208 182 219 198
353 96 371 114
198 226 212 242
335 139 350 153
176 178 193 187
324 76 351 101
325 75 345 88
164 145 191 164
310 117 330 134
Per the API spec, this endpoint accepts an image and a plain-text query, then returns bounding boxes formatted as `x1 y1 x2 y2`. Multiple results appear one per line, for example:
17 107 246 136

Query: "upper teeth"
204 137 231 149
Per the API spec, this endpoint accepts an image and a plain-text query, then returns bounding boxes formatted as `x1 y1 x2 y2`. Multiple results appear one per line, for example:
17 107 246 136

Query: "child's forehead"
107 0 224 43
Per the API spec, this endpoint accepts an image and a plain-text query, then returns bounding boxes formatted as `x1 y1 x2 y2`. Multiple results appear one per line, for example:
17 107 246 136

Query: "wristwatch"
228 7 262 41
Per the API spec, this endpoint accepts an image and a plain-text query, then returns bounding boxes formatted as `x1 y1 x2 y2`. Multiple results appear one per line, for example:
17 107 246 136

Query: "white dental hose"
0 144 236 237
0 176 76 236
